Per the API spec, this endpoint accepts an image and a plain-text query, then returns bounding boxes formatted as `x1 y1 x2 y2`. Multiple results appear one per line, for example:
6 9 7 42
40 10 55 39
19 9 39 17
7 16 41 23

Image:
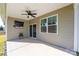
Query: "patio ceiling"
7 3 71 20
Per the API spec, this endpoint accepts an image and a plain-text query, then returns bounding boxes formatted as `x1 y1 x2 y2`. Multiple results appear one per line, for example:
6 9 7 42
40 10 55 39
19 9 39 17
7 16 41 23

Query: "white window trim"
40 17 48 33
47 14 58 34
29 23 37 38
40 14 58 35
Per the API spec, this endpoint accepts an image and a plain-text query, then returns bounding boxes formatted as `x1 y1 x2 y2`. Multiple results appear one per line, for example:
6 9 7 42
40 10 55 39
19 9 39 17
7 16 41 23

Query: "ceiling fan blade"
27 16 29 18
30 14 35 18
25 10 31 13
31 13 37 15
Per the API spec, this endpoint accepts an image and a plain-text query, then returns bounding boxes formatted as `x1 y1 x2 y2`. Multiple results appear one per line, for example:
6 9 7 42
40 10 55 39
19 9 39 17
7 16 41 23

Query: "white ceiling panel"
7 3 71 20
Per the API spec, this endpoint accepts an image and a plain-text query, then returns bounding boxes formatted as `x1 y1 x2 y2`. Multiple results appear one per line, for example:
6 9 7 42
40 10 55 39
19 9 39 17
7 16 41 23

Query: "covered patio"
6 3 79 56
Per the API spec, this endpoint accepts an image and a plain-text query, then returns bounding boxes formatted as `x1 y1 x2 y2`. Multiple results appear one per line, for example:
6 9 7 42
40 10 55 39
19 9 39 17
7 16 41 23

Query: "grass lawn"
0 32 5 56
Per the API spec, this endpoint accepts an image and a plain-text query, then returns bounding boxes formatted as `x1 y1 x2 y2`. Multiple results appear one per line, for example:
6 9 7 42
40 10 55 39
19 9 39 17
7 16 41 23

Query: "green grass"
0 32 5 56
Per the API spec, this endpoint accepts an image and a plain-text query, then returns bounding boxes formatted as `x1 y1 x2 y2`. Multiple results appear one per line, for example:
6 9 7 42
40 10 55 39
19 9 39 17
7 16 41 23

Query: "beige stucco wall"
29 4 74 50
7 17 29 40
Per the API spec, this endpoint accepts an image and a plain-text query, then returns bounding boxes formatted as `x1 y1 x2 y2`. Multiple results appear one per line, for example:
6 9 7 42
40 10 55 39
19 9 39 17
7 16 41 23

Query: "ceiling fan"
21 9 37 18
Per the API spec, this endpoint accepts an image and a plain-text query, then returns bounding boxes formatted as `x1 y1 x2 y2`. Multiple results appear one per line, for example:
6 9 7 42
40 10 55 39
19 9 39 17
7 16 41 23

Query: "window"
41 14 58 33
48 15 57 33
41 18 47 32
14 20 24 27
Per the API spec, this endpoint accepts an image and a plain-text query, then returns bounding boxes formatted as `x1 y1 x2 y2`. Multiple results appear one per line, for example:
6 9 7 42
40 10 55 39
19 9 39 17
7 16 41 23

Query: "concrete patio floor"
7 38 76 56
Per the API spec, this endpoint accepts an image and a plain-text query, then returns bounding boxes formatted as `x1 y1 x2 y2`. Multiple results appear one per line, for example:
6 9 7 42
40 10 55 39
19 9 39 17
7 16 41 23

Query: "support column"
74 3 79 55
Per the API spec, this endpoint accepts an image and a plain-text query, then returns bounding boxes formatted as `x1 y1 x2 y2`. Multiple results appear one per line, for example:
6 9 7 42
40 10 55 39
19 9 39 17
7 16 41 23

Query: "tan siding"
7 17 29 40
29 4 74 50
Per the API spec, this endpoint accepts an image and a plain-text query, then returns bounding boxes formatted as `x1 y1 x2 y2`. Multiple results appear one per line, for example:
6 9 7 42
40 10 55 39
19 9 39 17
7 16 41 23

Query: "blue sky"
0 16 5 27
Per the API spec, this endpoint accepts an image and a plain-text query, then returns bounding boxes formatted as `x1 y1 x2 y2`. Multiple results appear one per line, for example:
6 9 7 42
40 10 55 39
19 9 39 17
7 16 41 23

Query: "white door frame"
29 23 37 39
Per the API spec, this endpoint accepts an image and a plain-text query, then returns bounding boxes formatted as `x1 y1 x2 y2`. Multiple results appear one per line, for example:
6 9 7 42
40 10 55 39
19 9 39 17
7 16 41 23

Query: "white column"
74 3 79 52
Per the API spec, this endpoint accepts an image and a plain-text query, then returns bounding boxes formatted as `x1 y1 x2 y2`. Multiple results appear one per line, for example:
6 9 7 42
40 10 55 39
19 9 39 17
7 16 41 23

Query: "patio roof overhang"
7 3 71 20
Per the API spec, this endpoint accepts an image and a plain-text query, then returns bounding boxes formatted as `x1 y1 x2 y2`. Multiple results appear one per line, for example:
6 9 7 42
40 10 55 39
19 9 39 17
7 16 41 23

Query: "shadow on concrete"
7 38 76 56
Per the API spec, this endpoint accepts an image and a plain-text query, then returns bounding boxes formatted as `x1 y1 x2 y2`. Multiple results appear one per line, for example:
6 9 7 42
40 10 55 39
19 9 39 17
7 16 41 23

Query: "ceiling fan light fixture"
27 15 29 18
21 8 37 19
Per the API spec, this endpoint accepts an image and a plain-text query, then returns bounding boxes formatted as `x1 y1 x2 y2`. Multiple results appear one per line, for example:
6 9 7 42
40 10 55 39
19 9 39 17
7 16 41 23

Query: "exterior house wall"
7 17 29 40
29 4 74 50
7 4 74 50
